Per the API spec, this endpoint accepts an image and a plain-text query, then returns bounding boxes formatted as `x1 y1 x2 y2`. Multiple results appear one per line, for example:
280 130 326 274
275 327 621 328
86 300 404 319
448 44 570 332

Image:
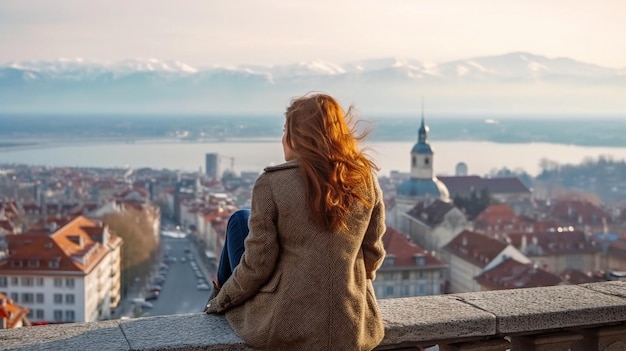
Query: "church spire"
418 97 428 144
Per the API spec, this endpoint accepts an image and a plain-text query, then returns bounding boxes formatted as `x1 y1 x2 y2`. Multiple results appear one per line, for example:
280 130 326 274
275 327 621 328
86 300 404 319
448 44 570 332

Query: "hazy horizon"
1 0 625 69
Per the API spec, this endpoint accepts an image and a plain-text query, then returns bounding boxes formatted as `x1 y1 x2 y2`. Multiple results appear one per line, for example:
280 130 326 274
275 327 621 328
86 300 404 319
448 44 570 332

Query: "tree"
103 208 159 296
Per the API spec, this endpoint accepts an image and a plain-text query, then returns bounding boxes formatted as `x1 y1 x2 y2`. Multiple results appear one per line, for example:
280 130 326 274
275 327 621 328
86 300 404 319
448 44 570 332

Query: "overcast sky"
0 0 624 68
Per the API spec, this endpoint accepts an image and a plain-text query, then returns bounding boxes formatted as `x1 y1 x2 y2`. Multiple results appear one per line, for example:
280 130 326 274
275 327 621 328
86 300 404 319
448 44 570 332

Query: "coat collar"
264 159 299 172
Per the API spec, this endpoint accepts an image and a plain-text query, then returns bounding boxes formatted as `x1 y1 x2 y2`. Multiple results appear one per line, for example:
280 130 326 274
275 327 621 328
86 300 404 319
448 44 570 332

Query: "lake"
1 139 626 177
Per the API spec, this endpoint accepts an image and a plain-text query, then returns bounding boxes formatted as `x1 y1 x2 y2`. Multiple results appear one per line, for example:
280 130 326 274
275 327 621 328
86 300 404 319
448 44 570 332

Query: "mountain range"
1 52 625 116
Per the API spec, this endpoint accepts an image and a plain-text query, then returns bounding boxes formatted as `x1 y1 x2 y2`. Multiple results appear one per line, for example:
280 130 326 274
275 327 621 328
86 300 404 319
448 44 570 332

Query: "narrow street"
116 228 216 318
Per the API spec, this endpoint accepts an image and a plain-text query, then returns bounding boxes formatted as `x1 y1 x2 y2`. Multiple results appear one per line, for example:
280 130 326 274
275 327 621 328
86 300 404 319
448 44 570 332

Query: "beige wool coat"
205 160 387 351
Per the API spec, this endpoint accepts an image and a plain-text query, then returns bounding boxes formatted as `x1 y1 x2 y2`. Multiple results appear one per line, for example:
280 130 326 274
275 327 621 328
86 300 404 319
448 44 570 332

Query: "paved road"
138 233 215 317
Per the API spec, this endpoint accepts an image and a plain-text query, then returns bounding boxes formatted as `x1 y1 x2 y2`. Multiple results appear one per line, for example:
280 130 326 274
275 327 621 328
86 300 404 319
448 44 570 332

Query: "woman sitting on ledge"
204 93 387 351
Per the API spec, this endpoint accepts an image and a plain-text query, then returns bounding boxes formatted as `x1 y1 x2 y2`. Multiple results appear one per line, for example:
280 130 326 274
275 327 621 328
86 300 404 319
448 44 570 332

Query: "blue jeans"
216 209 250 286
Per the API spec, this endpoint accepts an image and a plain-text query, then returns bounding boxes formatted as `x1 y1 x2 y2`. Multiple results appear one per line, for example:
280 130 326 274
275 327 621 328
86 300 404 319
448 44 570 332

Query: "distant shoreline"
2 115 626 149
2 135 626 153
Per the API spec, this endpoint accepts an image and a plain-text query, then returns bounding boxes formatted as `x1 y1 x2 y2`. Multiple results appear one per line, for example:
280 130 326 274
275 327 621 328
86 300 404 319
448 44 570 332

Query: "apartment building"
0 216 122 324
373 227 448 298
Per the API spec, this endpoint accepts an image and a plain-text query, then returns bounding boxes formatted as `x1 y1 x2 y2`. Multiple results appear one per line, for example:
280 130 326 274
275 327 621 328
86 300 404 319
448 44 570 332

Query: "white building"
0 216 122 323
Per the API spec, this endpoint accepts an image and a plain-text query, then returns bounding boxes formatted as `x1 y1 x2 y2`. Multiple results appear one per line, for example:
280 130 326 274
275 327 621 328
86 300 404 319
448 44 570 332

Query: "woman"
205 93 386 351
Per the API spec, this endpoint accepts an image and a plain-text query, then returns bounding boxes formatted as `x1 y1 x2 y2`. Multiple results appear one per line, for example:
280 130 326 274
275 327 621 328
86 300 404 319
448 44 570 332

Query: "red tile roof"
473 204 529 233
444 230 508 268
380 227 445 268
476 258 563 290
505 230 599 255
0 293 30 329
549 199 610 225
560 269 606 284
0 216 118 274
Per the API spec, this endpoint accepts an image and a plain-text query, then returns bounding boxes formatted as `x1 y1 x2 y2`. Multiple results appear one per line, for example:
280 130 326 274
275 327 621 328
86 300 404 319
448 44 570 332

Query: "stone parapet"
2 281 626 351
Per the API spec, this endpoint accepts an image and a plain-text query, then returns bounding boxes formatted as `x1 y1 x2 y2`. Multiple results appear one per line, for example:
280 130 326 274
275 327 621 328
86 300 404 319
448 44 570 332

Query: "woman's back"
205 93 387 351
222 161 385 351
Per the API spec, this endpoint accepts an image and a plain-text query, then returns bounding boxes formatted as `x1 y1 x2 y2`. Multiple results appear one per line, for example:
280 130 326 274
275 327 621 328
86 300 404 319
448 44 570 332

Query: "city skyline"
1 0 625 69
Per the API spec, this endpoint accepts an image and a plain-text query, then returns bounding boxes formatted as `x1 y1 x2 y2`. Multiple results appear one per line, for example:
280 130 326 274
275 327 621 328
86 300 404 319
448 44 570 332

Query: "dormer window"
415 255 426 266
28 260 40 268
383 256 395 267
11 260 23 268
49 258 60 269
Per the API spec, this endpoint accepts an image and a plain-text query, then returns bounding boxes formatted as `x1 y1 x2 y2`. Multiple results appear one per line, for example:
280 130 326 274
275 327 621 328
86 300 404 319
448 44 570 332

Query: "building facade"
373 228 448 298
0 216 122 324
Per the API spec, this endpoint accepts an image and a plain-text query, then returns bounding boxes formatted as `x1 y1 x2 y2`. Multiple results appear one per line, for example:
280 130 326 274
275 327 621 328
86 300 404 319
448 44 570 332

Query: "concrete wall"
2 281 626 350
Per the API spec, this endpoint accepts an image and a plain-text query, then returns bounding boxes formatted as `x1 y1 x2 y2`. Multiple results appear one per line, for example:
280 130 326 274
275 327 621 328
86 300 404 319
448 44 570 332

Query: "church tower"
410 116 434 179
390 108 450 231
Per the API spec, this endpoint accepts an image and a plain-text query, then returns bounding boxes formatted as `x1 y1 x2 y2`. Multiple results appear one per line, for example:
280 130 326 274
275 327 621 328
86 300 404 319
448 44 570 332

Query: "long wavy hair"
284 93 379 231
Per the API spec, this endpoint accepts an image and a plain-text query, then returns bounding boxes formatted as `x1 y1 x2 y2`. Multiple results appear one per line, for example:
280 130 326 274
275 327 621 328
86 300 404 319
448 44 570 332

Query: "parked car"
148 285 161 292
132 298 153 309
145 291 160 301
197 283 211 291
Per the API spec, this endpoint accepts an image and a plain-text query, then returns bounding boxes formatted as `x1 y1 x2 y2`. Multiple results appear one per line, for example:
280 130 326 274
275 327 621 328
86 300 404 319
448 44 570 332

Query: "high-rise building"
205 153 219 180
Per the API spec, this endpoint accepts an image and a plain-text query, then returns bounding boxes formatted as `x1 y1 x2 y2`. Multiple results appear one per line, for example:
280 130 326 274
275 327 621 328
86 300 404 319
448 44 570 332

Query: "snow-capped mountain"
1 52 624 115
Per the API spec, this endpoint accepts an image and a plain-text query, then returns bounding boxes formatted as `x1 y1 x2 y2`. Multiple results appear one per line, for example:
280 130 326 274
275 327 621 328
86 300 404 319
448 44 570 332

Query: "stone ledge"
1 281 625 350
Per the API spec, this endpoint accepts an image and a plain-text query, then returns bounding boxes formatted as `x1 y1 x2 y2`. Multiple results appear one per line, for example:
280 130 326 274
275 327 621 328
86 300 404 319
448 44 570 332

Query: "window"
65 294 75 304
49 260 60 268
402 285 411 297
54 278 63 287
36 309 45 319
424 157 430 165
401 271 410 280
36 277 44 286
11 277 19 286
10 292 18 302
433 284 441 295
375 286 384 298
21 293 34 304
11 260 23 268
36 293 44 303
53 310 63 321
65 310 75 322
28 260 40 268
412 156 416 167
0 277 6 287
66 278 75 288
383 272 395 281
385 285 395 298
383 257 395 267
416 283 427 296
54 294 63 304
21 277 34 286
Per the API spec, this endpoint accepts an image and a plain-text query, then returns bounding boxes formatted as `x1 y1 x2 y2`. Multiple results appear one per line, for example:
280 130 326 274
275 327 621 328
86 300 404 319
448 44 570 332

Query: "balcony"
1 281 626 350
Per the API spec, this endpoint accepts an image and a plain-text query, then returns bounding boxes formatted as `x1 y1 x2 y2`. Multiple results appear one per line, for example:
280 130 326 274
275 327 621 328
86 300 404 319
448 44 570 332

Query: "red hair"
284 93 379 230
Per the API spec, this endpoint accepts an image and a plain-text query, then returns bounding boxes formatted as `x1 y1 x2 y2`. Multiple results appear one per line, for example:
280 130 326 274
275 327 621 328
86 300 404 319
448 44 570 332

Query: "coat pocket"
259 271 282 293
